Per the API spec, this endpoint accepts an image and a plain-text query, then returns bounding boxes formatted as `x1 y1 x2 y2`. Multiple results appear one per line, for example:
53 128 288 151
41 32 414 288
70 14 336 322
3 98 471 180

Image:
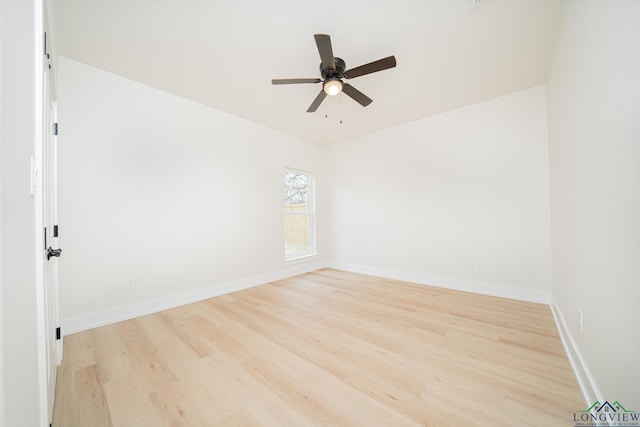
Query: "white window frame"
284 167 316 261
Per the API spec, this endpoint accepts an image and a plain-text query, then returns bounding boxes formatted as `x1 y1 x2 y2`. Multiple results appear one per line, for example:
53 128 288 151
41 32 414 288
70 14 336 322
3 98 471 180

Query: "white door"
42 30 62 422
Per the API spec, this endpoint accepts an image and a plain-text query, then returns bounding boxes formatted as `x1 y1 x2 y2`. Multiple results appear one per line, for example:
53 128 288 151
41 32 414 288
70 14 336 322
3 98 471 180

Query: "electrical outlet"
127 278 134 289
578 309 583 331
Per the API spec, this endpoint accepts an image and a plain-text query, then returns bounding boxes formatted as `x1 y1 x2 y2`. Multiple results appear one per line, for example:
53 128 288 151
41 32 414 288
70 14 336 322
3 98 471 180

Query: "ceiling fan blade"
272 78 322 85
314 34 336 71
342 83 373 107
307 90 327 112
344 56 397 79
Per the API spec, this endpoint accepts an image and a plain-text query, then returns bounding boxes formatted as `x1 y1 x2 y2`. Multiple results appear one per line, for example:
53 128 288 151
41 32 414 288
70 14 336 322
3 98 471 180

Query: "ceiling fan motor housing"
320 57 346 80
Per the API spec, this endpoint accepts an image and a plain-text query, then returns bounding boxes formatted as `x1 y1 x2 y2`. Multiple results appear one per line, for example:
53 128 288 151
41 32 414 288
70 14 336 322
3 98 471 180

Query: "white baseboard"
549 293 600 406
61 260 325 335
327 261 550 304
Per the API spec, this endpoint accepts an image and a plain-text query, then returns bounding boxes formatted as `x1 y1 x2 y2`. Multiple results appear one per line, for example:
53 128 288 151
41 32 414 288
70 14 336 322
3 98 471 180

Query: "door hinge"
53 122 59 136
44 32 47 56
44 227 47 250
56 327 61 340
53 225 59 237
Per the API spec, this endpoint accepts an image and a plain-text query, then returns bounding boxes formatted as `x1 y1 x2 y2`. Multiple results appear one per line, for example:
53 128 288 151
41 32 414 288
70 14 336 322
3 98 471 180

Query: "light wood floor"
53 269 584 426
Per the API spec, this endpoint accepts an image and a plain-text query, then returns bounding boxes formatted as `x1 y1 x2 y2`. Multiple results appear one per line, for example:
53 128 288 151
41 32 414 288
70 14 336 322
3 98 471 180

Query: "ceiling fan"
272 34 397 112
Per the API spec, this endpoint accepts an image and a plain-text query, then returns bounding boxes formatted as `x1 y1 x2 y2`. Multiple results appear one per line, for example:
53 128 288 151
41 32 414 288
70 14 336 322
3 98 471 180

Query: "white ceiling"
50 0 564 145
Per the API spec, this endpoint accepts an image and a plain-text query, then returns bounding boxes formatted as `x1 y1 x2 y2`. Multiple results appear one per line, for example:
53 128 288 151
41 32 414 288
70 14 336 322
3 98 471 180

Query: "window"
284 168 315 260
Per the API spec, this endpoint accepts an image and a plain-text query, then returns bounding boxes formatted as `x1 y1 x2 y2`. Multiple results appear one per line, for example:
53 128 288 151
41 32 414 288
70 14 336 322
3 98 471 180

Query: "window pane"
284 171 308 205
284 169 313 259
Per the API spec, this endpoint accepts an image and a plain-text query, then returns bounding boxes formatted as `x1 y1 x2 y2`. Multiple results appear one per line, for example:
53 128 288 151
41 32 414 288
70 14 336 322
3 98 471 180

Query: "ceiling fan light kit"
272 34 397 112
323 78 343 96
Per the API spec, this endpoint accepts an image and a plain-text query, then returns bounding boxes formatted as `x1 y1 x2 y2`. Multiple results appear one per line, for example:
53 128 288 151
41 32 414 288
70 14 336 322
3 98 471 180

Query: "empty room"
1 0 639 426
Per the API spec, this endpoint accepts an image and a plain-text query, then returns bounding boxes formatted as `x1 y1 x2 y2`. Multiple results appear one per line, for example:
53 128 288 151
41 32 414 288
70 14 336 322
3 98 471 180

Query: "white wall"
547 0 640 406
325 86 551 302
0 0 47 425
57 57 324 332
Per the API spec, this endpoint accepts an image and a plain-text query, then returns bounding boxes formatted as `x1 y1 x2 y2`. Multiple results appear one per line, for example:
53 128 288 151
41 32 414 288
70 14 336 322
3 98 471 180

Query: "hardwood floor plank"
103 373 162 427
53 269 583 426
217 409 262 427
198 355 322 426
70 364 112 427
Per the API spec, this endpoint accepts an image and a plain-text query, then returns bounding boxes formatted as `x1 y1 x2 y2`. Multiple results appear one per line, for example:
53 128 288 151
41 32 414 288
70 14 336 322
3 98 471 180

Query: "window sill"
284 253 317 263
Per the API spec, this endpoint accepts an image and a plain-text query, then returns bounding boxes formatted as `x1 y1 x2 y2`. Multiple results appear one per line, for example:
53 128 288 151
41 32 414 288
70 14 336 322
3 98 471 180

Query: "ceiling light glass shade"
323 78 343 96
